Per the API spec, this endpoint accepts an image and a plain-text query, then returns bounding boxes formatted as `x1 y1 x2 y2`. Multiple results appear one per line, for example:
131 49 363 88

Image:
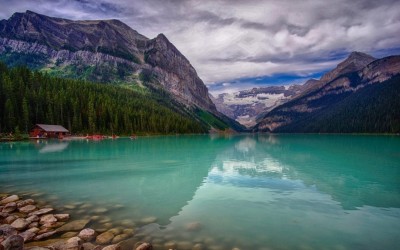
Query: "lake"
1 135 399 250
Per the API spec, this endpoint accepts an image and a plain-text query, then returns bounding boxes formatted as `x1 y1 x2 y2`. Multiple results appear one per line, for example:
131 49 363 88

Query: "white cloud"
1 0 399 91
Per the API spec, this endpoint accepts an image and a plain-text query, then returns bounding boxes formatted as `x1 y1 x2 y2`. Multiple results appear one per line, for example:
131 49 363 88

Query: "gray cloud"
0 0 399 90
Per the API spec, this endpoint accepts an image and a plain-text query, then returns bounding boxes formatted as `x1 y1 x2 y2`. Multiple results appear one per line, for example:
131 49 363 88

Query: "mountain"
254 53 400 133
212 85 303 127
0 10 244 132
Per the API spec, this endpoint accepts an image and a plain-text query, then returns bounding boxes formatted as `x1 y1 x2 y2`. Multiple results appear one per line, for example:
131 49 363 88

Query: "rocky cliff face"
0 10 217 113
255 53 400 132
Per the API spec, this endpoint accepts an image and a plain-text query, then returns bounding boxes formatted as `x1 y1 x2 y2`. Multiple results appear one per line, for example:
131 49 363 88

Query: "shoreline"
0 193 156 250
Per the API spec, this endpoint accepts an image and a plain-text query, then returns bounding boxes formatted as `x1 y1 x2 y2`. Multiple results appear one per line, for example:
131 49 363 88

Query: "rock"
140 217 157 224
39 214 57 225
1 235 24 250
26 215 39 223
122 229 134 237
135 242 152 250
103 223 113 229
26 227 40 234
61 232 78 239
185 222 202 232
2 202 17 213
231 248 241 250
11 218 30 231
54 214 70 222
42 222 65 229
107 228 122 236
82 242 101 250
37 227 54 235
0 212 8 219
102 244 121 250
0 225 18 238
164 241 177 249
95 231 114 245
119 219 134 227
56 220 90 233
92 208 108 214
78 228 96 242
19 230 36 242
89 216 100 221
64 205 76 210
34 231 57 241
193 243 205 250
0 195 19 205
16 199 35 208
177 241 192 250
18 205 37 214
66 236 83 250
28 222 39 229
4 215 18 224
29 208 54 216
111 234 128 244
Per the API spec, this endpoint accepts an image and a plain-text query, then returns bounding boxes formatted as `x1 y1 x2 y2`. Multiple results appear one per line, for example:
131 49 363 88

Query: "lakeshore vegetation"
0 63 208 135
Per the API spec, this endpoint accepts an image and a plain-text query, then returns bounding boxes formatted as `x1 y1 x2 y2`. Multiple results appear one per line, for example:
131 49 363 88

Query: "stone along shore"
0 194 154 250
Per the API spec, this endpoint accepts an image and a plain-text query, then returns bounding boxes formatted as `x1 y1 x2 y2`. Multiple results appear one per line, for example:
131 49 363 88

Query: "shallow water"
1 135 399 249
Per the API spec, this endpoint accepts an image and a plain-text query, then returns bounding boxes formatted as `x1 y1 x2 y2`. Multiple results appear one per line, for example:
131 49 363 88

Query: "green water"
1 135 399 249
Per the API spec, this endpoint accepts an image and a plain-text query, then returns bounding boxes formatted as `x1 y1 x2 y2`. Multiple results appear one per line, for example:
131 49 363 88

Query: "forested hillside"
273 75 400 133
0 62 208 135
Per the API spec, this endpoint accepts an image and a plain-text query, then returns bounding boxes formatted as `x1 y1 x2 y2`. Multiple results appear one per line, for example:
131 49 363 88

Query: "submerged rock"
111 234 129 244
56 220 90 232
34 231 57 241
102 244 121 250
95 231 114 245
61 232 78 239
54 214 70 222
135 242 152 250
29 208 54 216
66 236 83 250
140 217 157 224
185 222 202 232
0 195 19 205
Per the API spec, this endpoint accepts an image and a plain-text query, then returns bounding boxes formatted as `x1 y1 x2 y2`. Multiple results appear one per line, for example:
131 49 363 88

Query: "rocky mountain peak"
320 51 375 84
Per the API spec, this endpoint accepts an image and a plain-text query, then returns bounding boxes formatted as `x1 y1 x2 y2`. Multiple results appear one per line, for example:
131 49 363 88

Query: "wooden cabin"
30 124 69 138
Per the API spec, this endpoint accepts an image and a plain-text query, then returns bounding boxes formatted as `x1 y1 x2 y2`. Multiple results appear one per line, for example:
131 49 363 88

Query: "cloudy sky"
1 0 400 95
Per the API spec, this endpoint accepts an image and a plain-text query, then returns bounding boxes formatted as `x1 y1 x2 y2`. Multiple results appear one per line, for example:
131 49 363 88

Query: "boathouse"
30 124 69 138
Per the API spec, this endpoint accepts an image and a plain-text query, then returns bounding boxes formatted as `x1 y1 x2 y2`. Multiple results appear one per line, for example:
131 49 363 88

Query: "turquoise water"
1 135 400 249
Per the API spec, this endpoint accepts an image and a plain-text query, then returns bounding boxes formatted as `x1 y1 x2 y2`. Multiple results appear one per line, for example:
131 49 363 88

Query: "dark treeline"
0 63 207 134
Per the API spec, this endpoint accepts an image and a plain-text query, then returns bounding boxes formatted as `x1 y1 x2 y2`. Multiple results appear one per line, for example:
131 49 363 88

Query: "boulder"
0 225 18 238
185 222 202 231
26 215 39 223
54 214 70 222
135 242 152 250
82 242 102 250
78 228 96 242
28 222 39 229
34 231 57 241
42 222 65 229
26 227 40 234
0 195 19 205
10 218 30 231
66 236 83 250
4 215 18 224
29 208 54 216
39 214 57 225
56 220 90 233
19 230 36 242
16 199 35 208
95 231 114 245
102 244 120 250
1 235 23 250
0 212 8 219
2 202 17 213
19 205 37 214
111 234 129 244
